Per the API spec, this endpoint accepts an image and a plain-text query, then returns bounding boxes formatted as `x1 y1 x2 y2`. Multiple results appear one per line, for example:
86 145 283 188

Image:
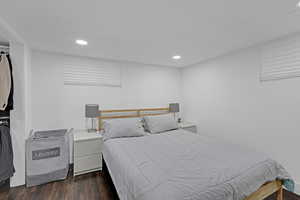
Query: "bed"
98 107 294 200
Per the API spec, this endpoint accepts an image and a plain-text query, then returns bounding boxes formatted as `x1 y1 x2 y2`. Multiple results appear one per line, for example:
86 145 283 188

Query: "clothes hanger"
0 51 8 55
0 51 8 62
0 118 9 127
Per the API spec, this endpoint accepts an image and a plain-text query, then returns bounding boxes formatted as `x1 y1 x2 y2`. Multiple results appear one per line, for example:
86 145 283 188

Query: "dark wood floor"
0 171 118 200
0 171 299 200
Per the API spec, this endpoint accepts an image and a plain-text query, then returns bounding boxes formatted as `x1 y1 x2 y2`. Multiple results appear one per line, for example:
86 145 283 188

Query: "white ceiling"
0 0 300 67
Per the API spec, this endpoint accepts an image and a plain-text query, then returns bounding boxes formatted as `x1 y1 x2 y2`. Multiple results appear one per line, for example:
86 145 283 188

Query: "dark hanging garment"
0 125 15 182
5 54 14 111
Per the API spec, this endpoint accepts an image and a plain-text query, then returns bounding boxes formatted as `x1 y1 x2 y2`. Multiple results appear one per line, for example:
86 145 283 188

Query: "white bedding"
103 129 292 200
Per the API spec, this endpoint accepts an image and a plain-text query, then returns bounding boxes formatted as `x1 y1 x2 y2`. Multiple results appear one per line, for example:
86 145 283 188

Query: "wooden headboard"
98 107 170 130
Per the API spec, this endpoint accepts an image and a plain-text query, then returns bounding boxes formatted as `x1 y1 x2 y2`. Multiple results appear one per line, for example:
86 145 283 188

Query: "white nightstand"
73 130 103 176
179 122 197 133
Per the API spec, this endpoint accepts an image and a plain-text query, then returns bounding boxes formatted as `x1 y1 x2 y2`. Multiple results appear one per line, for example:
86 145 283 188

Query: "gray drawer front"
74 139 102 157
74 154 102 174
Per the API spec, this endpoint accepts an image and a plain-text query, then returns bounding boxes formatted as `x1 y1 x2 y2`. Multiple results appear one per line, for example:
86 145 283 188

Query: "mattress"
103 129 293 200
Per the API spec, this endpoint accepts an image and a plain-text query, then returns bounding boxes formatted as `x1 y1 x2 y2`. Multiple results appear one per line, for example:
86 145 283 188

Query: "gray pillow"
103 118 146 141
143 114 178 134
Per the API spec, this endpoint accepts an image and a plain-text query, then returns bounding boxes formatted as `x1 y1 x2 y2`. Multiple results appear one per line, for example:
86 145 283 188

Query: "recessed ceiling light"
298 1 300 7
172 55 181 60
76 39 88 46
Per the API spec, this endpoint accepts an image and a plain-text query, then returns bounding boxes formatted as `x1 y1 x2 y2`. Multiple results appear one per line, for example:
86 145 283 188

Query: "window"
64 62 121 87
261 34 300 81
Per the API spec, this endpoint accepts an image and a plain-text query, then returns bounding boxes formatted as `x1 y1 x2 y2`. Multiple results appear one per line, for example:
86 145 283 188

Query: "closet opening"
0 37 14 193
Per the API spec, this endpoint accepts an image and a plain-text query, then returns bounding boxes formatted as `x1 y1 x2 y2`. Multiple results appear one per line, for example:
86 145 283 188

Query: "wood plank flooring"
0 171 117 200
0 170 299 200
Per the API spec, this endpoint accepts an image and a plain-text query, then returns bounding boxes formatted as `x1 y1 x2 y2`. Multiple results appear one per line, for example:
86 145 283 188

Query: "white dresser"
73 130 103 176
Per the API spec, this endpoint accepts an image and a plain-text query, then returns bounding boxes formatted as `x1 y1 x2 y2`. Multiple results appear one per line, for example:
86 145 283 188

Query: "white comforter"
103 129 292 200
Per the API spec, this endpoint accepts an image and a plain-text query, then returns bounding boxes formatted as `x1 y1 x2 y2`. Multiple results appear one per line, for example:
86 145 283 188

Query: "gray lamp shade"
169 103 180 113
85 104 99 118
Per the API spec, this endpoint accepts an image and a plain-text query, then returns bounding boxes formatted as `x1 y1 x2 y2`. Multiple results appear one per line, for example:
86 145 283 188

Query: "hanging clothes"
0 54 11 111
0 125 15 182
0 51 15 185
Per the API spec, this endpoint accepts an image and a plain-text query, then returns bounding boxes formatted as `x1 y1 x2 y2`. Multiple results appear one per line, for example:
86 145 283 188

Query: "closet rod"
0 45 9 49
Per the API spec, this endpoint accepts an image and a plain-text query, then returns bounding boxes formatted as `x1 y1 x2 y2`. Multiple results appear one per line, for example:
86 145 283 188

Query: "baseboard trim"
294 182 300 195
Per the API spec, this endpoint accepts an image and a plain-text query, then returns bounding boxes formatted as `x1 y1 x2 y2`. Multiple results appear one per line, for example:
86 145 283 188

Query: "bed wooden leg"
276 187 283 200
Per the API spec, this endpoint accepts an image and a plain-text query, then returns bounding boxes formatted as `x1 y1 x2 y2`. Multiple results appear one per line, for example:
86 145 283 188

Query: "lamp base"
86 118 98 133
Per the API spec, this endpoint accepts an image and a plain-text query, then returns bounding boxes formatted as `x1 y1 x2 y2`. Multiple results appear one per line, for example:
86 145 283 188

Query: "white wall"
182 35 300 189
31 50 181 130
8 43 28 186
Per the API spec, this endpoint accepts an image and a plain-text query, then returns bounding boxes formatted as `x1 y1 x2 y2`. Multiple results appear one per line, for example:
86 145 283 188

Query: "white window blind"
64 62 121 87
261 34 300 81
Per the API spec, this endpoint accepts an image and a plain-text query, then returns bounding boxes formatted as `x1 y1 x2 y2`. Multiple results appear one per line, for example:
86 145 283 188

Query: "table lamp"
85 104 99 132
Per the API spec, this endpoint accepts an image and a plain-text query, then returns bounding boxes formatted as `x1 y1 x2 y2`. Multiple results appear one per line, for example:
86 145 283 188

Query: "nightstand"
179 122 197 133
73 130 103 176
